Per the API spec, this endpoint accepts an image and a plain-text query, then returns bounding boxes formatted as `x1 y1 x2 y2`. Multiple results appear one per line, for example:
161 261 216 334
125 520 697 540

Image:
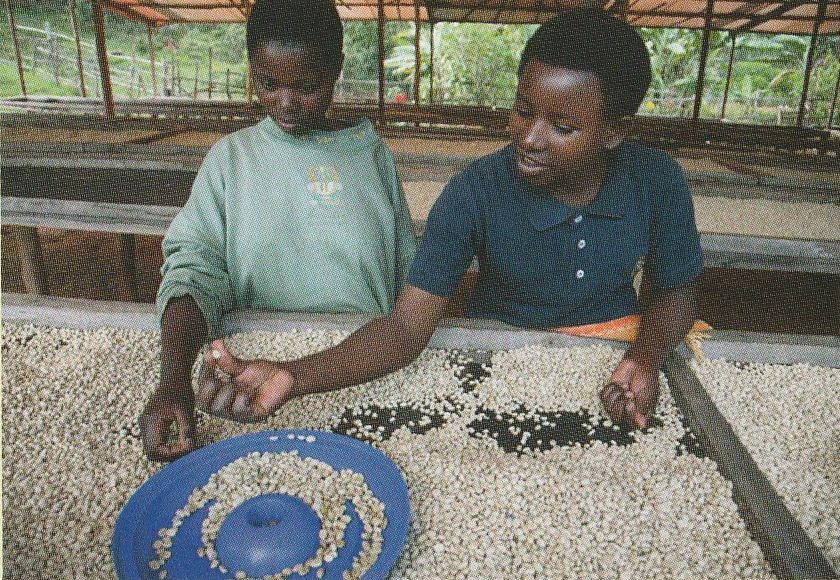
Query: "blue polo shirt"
406 142 703 328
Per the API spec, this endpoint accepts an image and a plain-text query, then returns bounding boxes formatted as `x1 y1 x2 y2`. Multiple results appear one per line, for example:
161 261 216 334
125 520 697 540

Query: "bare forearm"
626 282 697 369
159 295 208 392
283 313 432 397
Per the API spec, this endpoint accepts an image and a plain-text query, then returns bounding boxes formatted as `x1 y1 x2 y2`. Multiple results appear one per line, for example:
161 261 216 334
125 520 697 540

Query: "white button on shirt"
574 215 584 224
577 239 586 249
576 269 585 279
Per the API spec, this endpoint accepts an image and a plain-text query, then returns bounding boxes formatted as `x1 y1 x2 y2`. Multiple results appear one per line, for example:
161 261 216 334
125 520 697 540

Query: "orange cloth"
552 314 712 360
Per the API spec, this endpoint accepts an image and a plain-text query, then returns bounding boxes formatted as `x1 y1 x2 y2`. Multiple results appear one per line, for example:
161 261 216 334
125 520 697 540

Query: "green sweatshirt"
157 116 417 337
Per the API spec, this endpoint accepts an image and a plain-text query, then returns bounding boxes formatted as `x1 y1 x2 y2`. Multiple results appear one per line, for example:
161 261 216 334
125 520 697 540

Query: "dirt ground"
2 226 837 336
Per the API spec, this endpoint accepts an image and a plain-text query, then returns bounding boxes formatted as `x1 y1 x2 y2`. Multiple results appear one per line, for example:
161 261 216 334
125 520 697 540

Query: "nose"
520 118 548 151
276 88 298 112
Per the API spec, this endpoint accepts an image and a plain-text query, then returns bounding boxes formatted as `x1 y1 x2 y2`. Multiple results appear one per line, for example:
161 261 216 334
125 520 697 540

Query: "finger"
230 391 265 423
197 350 217 385
211 339 247 378
211 384 238 418
196 375 223 413
252 370 291 417
600 384 626 424
609 359 634 387
632 410 649 429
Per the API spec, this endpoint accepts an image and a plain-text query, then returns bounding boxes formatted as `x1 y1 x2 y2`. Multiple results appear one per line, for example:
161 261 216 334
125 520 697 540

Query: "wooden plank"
0 293 623 351
702 330 840 367
663 354 838 580
2 197 838 274
0 197 179 236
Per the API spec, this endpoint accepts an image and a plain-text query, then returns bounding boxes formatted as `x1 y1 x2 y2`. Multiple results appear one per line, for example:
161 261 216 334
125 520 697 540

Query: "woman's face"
509 60 621 192
250 42 343 135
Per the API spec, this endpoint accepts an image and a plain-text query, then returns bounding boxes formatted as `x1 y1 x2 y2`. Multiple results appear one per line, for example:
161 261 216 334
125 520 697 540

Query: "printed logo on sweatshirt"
307 166 343 206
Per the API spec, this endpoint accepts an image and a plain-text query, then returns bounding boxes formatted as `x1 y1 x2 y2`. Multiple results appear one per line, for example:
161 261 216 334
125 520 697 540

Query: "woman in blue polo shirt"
196 9 704 431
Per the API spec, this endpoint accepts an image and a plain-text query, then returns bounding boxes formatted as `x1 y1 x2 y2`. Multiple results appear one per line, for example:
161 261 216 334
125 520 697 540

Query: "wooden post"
147 23 157 96
827 69 840 129
92 1 115 117
720 32 736 119
693 0 714 120
797 0 827 127
46 21 60 85
377 0 386 126
429 21 435 104
193 59 199 99
116 234 139 302
208 46 213 99
13 228 49 295
413 0 421 106
226 68 231 100
130 51 137 97
68 0 86 97
6 0 27 96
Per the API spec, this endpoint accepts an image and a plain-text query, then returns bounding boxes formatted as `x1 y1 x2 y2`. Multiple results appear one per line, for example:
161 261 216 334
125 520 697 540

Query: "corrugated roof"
100 0 837 35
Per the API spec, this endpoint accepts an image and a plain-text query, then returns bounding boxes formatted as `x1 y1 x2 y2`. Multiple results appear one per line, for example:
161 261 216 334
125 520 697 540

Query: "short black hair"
246 0 343 64
519 9 652 119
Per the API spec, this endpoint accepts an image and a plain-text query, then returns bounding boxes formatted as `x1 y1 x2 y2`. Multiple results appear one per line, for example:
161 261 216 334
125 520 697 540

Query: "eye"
552 123 575 135
299 83 321 94
514 102 534 119
260 80 281 91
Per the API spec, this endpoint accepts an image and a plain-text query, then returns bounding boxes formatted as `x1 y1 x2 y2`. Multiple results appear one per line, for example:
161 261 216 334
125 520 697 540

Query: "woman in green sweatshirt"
139 0 416 461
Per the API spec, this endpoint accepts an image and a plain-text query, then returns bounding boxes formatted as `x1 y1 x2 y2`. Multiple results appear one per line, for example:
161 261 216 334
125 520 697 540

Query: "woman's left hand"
600 357 659 429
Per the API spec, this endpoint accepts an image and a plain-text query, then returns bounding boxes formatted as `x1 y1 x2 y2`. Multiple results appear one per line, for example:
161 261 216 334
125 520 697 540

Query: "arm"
140 295 206 461
141 145 235 460
625 275 698 370
198 285 451 421
602 152 703 428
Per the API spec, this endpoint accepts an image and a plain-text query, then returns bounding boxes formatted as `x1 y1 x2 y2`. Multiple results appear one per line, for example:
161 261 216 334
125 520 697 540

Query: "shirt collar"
510 143 634 232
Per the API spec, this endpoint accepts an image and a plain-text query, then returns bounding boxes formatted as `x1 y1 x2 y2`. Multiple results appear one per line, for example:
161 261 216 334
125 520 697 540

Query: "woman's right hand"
139 381 199 462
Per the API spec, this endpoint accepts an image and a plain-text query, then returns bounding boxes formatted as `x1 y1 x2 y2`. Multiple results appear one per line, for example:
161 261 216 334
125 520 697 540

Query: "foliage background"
1 0 837 127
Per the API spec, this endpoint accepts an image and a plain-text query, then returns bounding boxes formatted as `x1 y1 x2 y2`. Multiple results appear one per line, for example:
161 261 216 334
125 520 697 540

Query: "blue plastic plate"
112 430 411 580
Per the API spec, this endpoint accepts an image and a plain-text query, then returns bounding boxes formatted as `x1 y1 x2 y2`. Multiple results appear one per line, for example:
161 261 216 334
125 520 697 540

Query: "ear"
603 116 630 151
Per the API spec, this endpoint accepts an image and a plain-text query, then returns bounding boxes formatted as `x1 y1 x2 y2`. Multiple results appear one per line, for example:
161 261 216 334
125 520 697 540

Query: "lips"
275 118 306 133
516 149 548 169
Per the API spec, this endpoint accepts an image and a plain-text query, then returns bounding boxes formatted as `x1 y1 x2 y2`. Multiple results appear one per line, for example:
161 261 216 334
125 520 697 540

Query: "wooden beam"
827 68 840 129
92 2 116 117
733 0 809 33
414 0 422 106
720 32 736 119
377 0 386 126
5 0 26 96
147 23 158 97
68 0 87 97
693 0 715 121
797 0 827 127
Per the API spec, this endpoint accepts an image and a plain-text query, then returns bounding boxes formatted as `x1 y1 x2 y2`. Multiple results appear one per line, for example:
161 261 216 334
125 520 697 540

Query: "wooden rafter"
733 0 810 33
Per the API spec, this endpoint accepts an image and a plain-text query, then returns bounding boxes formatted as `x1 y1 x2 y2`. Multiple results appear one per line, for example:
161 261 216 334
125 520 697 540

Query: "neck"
550 150 613 208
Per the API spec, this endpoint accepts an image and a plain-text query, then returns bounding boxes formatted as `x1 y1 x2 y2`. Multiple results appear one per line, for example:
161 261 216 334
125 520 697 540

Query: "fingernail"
212 349 222 359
